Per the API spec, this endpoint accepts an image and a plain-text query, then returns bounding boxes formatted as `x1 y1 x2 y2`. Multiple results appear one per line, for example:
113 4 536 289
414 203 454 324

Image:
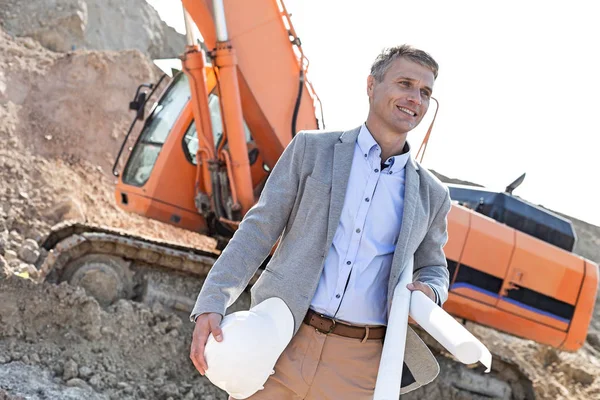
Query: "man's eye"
420 89 431 98
398 81 410 87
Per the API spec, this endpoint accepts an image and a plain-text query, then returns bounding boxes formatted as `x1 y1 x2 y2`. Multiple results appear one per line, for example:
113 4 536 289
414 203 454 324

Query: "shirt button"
336 294 341 299
356 228 361 233
374 169 379 173
365 197 370 202
364 154 367 158
346 261 351 265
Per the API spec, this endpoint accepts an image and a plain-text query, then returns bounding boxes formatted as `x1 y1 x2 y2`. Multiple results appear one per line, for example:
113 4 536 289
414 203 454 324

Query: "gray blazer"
191 126 452 393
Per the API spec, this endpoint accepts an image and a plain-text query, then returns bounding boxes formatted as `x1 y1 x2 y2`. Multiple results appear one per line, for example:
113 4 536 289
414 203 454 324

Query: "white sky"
147 0 600 227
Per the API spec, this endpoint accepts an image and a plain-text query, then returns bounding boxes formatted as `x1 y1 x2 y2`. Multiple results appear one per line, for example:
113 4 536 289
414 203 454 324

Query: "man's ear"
367 75 374 97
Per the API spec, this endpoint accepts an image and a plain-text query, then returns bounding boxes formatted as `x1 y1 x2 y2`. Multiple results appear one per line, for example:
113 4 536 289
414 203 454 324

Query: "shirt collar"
357 124 411 172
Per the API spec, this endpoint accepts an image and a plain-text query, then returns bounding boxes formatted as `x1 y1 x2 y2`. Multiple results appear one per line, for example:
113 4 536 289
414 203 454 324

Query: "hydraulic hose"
291 69 304 138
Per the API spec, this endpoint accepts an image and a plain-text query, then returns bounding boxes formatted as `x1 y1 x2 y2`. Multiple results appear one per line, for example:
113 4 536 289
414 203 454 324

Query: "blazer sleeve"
412 188 452 306
189 132 307 321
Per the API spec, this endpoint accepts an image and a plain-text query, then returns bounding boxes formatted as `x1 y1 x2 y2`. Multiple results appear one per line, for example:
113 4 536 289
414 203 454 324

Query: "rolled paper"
409 290 492 372
373 258 414 400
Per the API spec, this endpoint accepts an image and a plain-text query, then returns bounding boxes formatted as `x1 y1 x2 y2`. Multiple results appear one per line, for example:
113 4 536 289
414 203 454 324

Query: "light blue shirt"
310 124 411 326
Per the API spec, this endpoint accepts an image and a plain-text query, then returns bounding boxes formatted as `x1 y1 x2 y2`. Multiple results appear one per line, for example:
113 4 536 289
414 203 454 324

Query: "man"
190 45 451 399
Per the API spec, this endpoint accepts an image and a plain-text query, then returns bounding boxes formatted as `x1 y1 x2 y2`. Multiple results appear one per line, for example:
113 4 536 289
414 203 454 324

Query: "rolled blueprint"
409 290 492 372
374 258 493 399
373 258 414 400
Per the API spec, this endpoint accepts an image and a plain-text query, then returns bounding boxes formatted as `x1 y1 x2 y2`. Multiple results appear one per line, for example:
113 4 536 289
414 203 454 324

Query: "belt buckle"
316 314 336 334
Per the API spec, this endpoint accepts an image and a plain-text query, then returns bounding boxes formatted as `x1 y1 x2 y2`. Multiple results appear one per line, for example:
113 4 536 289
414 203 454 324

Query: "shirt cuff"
426 284 440 306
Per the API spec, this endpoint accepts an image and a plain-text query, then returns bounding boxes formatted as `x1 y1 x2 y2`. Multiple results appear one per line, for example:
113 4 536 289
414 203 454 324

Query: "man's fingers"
406 281 435 301
190 321 211 375
189 313 223 376
209 315 223 342
190 341 207 375
190 343 205 375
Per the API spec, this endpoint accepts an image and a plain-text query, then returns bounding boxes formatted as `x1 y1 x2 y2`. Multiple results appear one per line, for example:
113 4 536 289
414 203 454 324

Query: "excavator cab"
114 69 271 237
112 0 321 243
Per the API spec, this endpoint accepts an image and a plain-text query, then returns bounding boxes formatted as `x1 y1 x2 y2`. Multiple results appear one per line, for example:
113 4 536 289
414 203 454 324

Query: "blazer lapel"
325 127 361 250
388 157 420 299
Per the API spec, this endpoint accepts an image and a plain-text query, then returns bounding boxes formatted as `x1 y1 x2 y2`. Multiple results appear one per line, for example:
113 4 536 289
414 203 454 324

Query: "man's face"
367 57 435 134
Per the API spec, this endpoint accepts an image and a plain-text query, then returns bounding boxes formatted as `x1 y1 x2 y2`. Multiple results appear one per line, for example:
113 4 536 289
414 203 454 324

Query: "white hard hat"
204 297 294 399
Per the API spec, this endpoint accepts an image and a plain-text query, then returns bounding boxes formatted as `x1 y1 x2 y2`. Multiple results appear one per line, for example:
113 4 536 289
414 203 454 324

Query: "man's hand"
407 281 436 303
190 312 223 375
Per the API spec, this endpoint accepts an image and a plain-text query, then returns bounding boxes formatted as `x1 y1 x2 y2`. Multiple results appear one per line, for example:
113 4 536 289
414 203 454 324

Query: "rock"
63 359 79 380
0 237 5 255
117 382 130 389
18 245 39 264
21 264 39 279
104 373 117 387
8 259 20 270
88 374 104 390
22 238 39 250
587 332 600 352
161 383 180 398
4 250 17 261
183 390 195 400
66 378 89 388
44 199 85 223
8 230 21 242
0 256 10 279
79 366 93 379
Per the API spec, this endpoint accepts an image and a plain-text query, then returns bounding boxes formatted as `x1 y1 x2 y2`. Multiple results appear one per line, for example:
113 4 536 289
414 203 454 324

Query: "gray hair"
370 45 439 81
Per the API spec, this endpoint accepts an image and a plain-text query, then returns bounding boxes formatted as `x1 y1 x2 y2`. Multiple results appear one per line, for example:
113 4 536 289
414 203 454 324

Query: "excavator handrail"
112 74 169 177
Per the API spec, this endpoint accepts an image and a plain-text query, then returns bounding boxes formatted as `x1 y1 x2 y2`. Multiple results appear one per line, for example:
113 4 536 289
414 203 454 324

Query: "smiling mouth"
397 106 416 117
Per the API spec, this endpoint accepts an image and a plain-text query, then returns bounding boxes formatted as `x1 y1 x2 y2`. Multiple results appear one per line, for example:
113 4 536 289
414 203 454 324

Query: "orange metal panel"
444 293 567 348
562 260 599 351
116 104 204 230
504 231 584 305
459 211 514 281
116 191 207 233
444 205 470 263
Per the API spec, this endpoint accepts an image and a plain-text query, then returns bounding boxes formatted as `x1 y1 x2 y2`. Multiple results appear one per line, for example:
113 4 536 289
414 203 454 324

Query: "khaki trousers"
231 323 383 400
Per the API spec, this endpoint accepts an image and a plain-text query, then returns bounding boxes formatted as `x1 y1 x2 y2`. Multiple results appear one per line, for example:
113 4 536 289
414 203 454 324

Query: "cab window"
123 73 191 186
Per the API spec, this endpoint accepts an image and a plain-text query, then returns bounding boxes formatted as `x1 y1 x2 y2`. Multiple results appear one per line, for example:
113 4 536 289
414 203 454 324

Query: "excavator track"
39 222 224 316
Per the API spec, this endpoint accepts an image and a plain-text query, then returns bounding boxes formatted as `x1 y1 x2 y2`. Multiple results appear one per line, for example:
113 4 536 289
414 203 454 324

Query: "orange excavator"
40 0 597 362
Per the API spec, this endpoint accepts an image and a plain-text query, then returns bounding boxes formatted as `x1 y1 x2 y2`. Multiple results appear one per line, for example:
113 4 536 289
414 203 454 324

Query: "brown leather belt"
303 309 386 341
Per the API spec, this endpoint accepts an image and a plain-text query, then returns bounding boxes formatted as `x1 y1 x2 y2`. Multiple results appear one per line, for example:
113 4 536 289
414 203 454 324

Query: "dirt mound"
0 27 160 175
0 276 246 399
0 0 185 58
0 27 215 251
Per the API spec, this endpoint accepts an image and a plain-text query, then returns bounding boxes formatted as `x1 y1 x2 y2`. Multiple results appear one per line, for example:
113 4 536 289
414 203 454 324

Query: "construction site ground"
1 18 600 400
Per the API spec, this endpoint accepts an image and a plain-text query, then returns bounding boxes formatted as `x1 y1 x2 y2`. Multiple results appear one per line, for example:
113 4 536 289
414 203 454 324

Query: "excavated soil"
1 23 599 400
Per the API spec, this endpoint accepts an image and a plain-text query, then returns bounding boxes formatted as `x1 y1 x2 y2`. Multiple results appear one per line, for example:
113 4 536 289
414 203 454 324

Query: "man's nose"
407 89 422 105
